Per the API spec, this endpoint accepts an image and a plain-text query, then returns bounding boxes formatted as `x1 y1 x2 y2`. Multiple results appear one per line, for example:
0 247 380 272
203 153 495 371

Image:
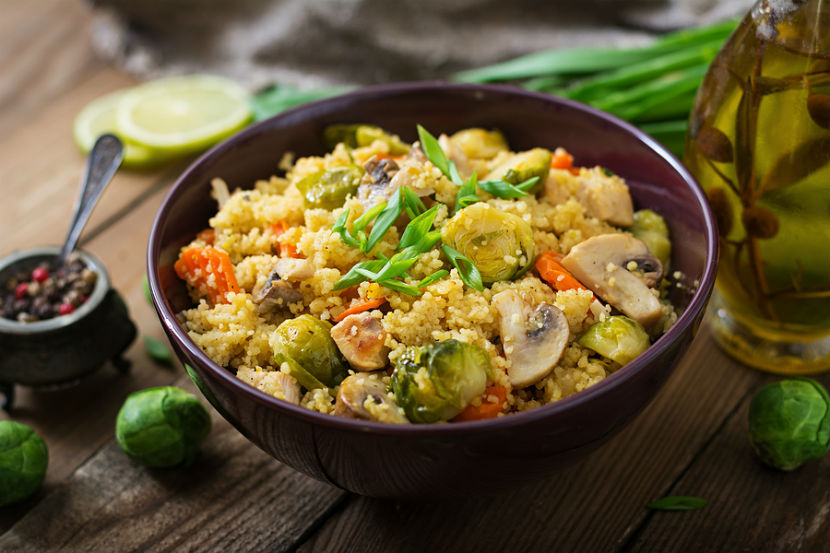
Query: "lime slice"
73 89 163 169
115 75 253 155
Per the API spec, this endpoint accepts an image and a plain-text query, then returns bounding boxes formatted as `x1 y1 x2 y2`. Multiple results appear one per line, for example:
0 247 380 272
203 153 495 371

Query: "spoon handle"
59 134 124 264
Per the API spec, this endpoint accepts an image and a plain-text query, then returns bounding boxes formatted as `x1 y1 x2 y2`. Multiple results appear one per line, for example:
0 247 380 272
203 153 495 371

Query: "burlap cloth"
87 0 753 91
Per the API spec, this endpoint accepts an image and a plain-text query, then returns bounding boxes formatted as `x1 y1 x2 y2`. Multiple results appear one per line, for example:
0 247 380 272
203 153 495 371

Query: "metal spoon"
58 134 124 265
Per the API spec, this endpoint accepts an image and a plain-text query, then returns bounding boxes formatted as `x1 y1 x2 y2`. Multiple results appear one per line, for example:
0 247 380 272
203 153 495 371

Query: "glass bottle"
684 0 830 374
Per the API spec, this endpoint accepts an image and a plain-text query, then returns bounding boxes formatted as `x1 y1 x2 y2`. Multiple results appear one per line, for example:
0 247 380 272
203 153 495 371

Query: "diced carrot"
535 250 593 298
452 385 507 422
375 154 405 162
196 228 215 245
174 246 239 305
550 148 574 170
332 297 387 323
269 221 302 258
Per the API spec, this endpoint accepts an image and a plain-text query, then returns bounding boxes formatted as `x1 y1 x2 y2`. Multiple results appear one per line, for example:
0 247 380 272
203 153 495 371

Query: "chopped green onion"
454 172 480 214
364 188 402 253
353 202 387 231
401 186 426 219
378 278 422 296
418 269 449 288
441 244 484 292
398 205 439 251
332 209 360 248
478 176 539 199
332 259 386 290
416 124 451 176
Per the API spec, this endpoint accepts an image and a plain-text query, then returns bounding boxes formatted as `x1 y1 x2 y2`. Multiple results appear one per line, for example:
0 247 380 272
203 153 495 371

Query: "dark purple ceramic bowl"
148 82 717 499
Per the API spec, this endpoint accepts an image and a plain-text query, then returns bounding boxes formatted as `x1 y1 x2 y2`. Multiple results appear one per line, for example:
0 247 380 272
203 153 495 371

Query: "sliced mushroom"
492 289 569 388
560 234 663 327
357 157 400 205
252 265 303 306
273 257 314 281
334 372 409 423
330 312 390 371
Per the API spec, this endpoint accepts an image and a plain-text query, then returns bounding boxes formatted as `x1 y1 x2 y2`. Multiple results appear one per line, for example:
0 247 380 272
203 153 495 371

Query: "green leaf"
353 202 387 231
417 124 451 177
454 172 480 214
251 85 352 121
441 244 484 292
377 278 422 296
447 159 465 187
332 259 386 290
365 188 403 253
414 230 443 253
332 209 360 248
144 335 173 367
646 496 708 511
398 205 440 251
418 269 449 288
401 186 426 219
478 177 539 199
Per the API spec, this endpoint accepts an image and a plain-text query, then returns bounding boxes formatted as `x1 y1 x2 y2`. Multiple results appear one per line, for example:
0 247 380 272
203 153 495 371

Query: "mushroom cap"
334 372 409 424
493 289 569 388
560 234 663 327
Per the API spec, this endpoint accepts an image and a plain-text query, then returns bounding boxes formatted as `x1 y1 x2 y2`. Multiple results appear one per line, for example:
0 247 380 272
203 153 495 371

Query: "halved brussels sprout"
441 203 535 284
273 315 348 388
485 148 551 194
578 315 651 366
449 128 509 159
630 209 671 269
391 339 490 423
295 165 363 210
323 124 410 154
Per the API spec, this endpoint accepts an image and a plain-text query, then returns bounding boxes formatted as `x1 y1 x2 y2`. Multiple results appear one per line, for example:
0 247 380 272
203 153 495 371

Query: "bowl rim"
0 246 111 334
147 81 718 436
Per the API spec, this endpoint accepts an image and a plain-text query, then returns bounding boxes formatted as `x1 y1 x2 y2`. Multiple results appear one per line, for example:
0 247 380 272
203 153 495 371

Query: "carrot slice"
174 246 239 305
333 297 387 323
453 385 507 422
196 228 215 245
270 221 302 258
550 148 574 170
536 250 592 297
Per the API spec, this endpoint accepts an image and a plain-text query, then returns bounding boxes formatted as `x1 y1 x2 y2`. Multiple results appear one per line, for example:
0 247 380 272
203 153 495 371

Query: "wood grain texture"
294 329 769 553
0 377 347 553
624 372 830 553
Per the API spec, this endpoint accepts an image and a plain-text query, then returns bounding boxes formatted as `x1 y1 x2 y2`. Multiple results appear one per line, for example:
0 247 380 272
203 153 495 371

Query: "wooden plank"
0 0 100 138
624 372 830 553
0 375 348 553
294 327 766 553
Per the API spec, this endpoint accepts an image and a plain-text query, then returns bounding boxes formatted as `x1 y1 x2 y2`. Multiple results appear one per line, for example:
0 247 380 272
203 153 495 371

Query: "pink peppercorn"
32 267 49 283
59 303 75 315
14 282 28 299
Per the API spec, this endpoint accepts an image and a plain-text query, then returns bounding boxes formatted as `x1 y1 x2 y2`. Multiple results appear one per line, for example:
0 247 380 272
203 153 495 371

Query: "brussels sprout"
630 209 672 269
578 315 651 366
392 339 491 423
273 314 349 388
485 148 552 194
295 165 363 210
441 203 535 284
449 128 509 159
323 124 410 154
0 421 48 506
115 386 211 468
748 378 830 471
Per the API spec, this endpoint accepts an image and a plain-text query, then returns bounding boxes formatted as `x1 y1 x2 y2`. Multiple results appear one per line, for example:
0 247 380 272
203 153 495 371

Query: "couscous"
174 124 676 424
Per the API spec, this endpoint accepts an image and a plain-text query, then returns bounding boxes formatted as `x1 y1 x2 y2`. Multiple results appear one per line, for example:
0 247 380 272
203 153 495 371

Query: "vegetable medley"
174 124 678 423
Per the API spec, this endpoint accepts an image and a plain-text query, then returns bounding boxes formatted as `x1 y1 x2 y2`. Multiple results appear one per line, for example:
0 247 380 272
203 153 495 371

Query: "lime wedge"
115 75 253 155
73 89 163 169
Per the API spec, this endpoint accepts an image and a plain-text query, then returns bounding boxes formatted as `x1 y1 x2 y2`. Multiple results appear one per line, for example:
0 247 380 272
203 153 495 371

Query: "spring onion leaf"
414 230 443 252
332 259 386 290
402 186 426 219
332 209 360 248
441 244 484 291
418 269 449 288
416 124 451 176
478 176 539 199
398 205 439 251
377 278 422 296
364 188 402 253
454 172 480 213
646 496 708 511
353 202 387 231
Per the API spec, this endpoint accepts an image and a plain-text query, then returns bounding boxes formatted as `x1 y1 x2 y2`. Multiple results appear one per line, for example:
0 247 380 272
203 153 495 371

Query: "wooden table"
1 2 828 551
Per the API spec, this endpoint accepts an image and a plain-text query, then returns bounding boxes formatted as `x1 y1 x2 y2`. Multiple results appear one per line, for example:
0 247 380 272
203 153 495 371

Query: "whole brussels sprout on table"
116 386 211 468
748 377 830 471
0 421 48 506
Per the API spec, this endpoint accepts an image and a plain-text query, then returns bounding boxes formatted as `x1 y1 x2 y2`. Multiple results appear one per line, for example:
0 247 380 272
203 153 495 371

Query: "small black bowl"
0 247 137 409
